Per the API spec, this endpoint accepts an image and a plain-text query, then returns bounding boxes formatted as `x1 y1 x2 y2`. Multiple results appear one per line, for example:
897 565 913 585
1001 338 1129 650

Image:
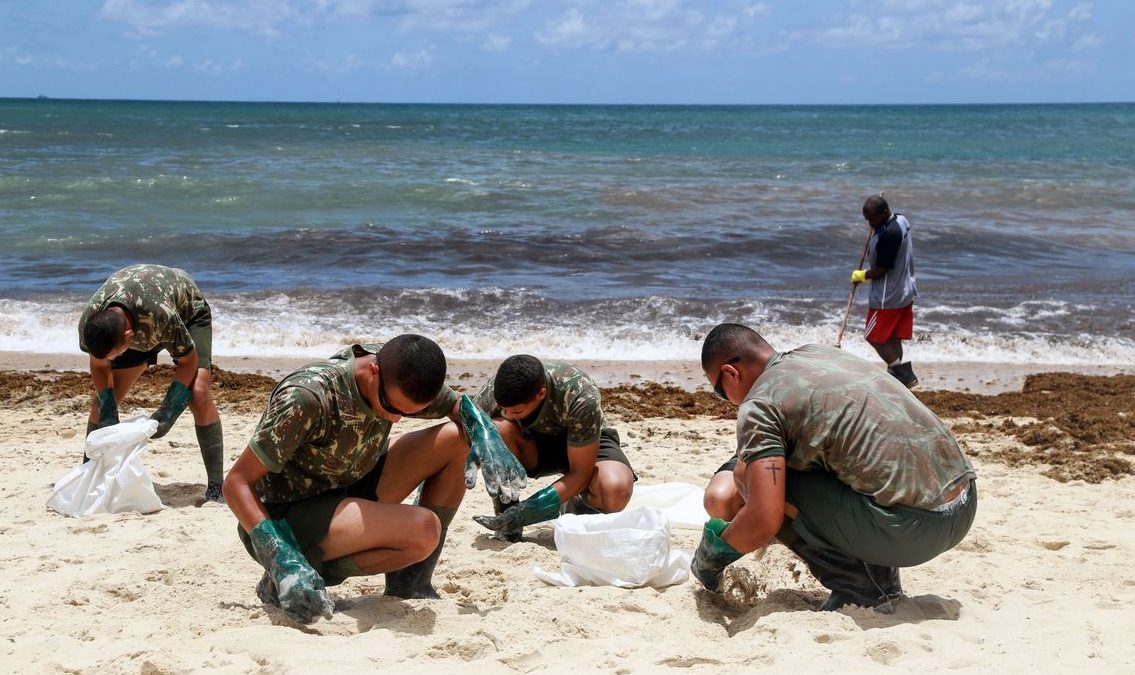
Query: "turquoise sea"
1 99 1132 363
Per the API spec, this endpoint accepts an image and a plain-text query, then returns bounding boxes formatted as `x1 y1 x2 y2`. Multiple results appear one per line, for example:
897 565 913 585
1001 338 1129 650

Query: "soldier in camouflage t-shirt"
77 264 224 503
691 323 977 612
467 355 637 542
223 335 527 623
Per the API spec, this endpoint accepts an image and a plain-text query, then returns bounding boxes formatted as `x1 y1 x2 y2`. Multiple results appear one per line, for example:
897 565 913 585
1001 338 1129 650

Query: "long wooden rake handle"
836 226 872 348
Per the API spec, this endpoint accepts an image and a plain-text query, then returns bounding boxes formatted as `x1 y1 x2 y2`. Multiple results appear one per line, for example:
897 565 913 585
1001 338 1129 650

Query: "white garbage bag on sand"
47 417 164 517
624 482 710 530
532 507 692 588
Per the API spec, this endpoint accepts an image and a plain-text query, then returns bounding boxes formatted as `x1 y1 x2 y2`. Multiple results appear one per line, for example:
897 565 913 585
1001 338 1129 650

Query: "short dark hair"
494 355 546 407
377 334 447 404
701 323 771 371
863 194 890 215
83 309 127 359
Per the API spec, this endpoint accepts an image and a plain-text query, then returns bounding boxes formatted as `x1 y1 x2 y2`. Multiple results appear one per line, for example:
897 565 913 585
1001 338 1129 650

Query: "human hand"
248 519 335 623
150 381 192 438
850 269 867 284
96 388 119 428
458 395 527 503
473 485 561 532
690 518 743 592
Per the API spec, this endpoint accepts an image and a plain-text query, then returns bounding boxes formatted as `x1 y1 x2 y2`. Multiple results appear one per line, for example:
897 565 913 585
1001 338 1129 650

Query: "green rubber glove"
150 381 193 439
690 518 744 591
473 485 561 532
96 388 119 428
850 269 868 284
248 519 334 623
458 394 527 503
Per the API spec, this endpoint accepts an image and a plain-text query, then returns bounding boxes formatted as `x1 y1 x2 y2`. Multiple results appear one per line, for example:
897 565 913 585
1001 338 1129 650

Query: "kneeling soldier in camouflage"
469 355 636 541
223 335 526 623
694 323 977 611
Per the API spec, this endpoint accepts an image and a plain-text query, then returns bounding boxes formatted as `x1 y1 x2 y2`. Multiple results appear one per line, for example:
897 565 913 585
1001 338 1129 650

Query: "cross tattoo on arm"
765 464 781 485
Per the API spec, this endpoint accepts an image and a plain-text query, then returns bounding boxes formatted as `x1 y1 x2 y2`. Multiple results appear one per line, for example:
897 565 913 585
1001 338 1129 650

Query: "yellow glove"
850 269 868 284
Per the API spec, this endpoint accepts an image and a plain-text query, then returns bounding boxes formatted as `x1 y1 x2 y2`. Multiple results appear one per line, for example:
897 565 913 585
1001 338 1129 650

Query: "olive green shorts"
111 301 213 370
785 468 977 568
238 454 386 585
526 428 636 480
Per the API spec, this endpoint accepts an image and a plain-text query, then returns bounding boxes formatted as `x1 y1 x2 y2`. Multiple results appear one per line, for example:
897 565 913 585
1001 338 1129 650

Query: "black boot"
384 525 447 599
490 495 524 542
204 481 224 503
777 523 903 611
818 564 903 611
561 493 602 515
83 421 97 463
887 362 919 389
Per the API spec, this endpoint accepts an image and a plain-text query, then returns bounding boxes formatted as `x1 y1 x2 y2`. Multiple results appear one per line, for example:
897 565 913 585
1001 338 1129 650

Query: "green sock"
419 501 457 529
195 421 224 485
322 555 366 581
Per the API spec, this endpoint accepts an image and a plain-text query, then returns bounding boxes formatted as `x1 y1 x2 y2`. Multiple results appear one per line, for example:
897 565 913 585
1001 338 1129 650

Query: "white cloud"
193 57 245 74
483 33 511 52
395 0 532 33
0 47 37 66
743 3 771 19
99 0 533 39
533 1 773 54
959 51 1094 82
808 0 1099 53
536 8 591 47
1071 33 1102 50
390 46 433 70
99 0 302 37
96 0 774 56
312 54 367 73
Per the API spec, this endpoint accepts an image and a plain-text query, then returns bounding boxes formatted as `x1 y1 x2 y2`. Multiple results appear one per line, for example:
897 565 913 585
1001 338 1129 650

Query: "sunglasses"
376 371 414 417
712 356 741 401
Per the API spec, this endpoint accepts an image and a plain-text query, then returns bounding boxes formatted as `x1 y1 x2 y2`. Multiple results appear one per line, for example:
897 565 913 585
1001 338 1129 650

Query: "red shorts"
865 305 914 343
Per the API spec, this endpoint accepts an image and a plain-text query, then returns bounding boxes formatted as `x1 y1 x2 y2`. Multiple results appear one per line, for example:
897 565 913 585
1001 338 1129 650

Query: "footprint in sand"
66 523 109 535
865 639 904 666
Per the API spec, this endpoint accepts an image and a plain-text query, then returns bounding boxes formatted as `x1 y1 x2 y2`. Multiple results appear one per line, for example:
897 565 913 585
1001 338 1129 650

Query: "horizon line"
3 95 1133 107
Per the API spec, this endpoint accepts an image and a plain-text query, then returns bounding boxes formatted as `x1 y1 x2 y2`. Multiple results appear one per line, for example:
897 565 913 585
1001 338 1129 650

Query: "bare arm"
172 349 199 388
553 440 600 500
223 448 272 533
90 355 113 391
722 456 787 554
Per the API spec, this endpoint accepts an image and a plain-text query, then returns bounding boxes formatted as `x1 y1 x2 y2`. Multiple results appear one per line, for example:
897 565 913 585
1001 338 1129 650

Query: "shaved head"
701 323 773 372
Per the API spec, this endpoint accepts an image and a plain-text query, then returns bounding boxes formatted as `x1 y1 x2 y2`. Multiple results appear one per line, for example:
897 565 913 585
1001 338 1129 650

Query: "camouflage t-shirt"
736 344 974 511
474 361 605 446
78 264 208 358
249 343 458 504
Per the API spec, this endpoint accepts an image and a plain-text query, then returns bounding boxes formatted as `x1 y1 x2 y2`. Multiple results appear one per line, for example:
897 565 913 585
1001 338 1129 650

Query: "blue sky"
2 1 1131 104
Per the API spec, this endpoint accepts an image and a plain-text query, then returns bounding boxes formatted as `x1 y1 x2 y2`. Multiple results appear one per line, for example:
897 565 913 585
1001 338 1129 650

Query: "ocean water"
1 99 1133 365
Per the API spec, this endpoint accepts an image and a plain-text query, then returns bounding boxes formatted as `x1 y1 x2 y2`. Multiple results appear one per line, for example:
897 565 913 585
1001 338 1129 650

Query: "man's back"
737 344 972 510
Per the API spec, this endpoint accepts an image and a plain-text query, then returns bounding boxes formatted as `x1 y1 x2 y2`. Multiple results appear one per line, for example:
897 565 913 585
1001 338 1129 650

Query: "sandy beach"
2 355 1134 673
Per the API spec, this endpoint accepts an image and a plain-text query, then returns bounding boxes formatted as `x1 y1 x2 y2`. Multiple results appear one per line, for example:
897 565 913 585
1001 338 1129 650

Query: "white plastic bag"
531 507 692 588
623 482 709 530
47 417 164 517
